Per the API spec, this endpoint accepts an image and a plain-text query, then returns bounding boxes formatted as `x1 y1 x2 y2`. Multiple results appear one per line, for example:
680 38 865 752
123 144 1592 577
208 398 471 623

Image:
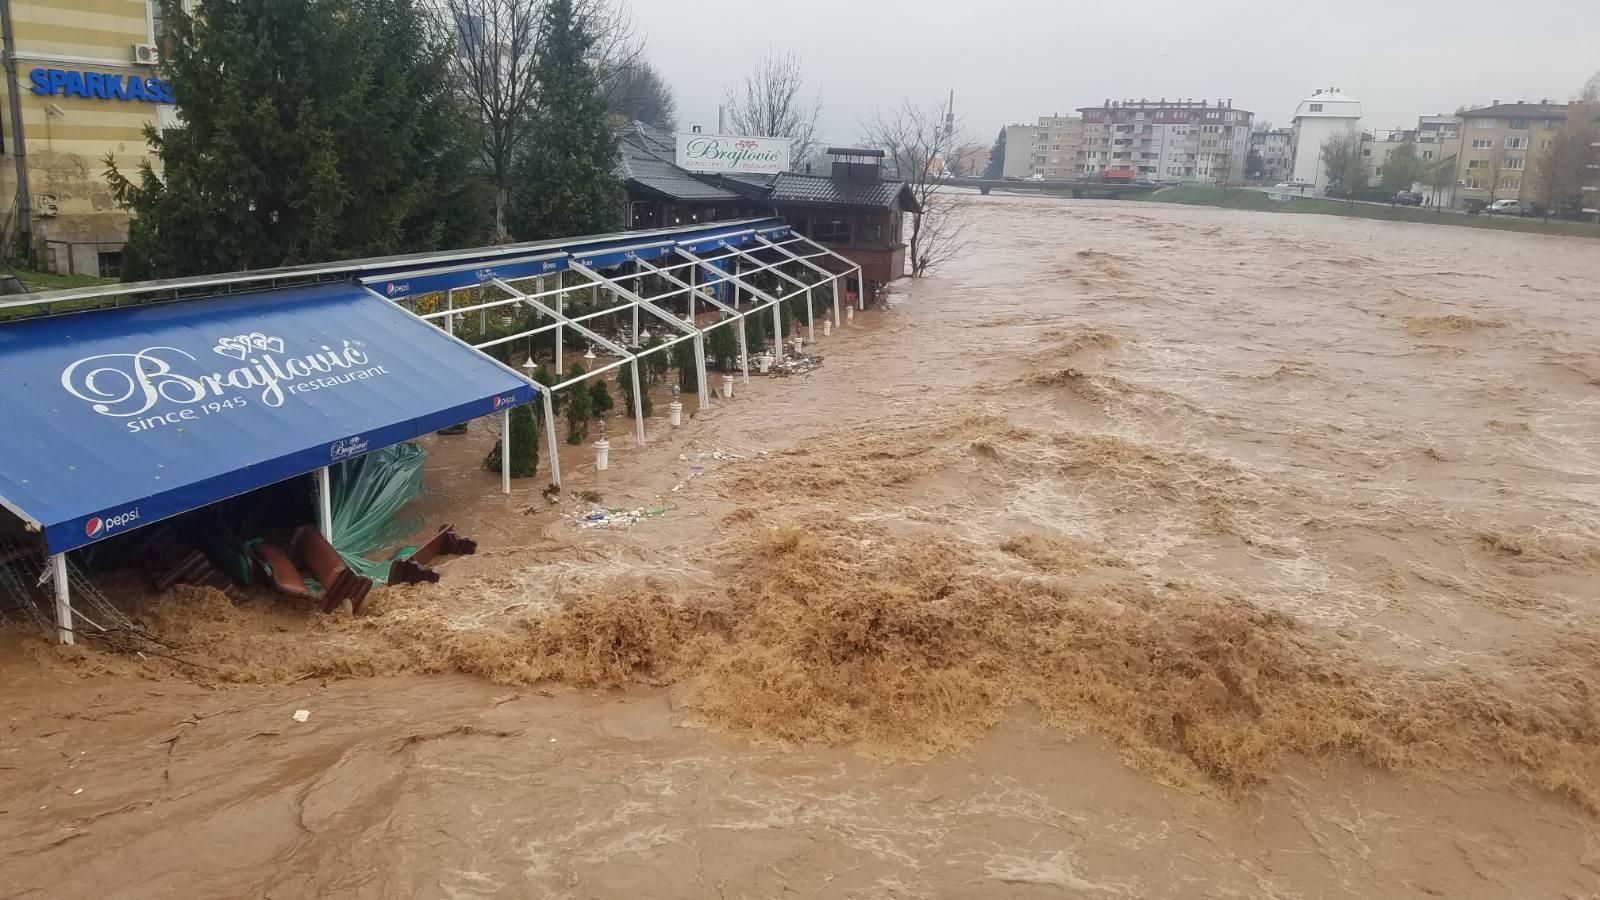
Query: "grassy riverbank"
1146 185 1600 239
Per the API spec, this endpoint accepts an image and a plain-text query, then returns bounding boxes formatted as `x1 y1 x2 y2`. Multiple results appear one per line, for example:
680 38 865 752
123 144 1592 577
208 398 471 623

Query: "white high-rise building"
1290 88 1363 189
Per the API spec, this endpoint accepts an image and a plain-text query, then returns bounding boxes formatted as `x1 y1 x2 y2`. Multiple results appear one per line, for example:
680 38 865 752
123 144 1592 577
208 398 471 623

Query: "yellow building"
1453 101 1568 209
0 0 173 276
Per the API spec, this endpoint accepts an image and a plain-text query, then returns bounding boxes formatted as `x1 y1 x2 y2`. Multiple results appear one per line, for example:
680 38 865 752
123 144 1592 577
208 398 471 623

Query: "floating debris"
770 354 823 376
567 506 667 529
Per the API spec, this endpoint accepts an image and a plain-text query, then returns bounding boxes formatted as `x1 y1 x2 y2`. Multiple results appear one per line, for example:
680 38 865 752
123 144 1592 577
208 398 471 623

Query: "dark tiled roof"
767 172 909 209
1458 103 1571 119
617 123 917 212
715 171 917 212
615 123 742 201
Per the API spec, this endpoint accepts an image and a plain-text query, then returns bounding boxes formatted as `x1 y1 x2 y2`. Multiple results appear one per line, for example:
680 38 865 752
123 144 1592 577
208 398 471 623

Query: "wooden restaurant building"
615 123 918 301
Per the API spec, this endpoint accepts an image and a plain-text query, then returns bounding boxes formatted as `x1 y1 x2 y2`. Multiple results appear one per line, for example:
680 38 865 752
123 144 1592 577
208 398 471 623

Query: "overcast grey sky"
629 0 1599 143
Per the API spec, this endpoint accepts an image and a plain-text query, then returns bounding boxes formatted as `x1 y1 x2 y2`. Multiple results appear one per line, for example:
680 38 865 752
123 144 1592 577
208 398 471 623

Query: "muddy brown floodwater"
6 195 1600 898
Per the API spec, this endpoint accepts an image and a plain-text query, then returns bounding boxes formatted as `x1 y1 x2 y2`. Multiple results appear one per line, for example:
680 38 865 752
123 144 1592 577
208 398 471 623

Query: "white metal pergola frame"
363 228 860 496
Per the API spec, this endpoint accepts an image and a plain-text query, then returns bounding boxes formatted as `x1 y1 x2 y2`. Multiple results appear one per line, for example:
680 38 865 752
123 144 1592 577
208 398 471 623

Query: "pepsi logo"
84 508 140 539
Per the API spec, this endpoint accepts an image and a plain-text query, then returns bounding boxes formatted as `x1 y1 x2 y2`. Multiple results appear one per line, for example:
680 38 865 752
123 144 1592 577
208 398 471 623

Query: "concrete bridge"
948 177 1164 199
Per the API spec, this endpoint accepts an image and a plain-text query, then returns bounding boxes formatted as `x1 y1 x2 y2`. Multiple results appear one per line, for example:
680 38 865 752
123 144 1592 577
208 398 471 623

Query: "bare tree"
723 50 822 161
1584 71 1600 103
861 98 970 278
584 0 643 93
1319 128 1366 197
604 57 676 130
443 0 635 241
443 0 540 241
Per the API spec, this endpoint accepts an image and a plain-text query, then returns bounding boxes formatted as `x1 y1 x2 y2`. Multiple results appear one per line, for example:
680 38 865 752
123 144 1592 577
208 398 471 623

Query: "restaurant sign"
675 132 791 175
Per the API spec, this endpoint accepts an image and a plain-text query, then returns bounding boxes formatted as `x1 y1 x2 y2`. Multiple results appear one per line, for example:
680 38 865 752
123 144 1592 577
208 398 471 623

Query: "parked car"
1025 173 1044 182
1393 191 1424 206
1485 199 1524 215
1463 199 1488 215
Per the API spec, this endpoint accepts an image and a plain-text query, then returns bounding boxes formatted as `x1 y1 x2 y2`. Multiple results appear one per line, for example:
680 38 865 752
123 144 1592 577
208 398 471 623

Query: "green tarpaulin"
329 442 427 582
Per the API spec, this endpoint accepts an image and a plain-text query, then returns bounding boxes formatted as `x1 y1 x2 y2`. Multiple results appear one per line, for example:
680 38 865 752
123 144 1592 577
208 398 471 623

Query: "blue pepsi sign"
29 67 174 104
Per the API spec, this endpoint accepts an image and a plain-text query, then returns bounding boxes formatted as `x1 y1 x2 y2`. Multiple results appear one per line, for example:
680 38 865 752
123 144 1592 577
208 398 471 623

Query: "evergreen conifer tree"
107 0 485 278
483 402 540 478
564 363 593 443
984 127 1006 180
589 378 614 417
507 0 623 239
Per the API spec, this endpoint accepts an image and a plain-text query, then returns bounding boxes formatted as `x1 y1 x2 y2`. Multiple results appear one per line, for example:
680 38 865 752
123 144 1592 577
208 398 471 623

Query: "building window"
1467 159 1485 169
860 222 882 242
1505 136 1527 149
97 251 123 279
1471 139 1492 149
1508 119 1528 130
1375 167 1384 176
1309 103 1323 112
1473 119 1495 128
1422 151 1433 160
1500 176 1520 191
1503 157 1524 170
1463 178 1481 189
811 220 850 243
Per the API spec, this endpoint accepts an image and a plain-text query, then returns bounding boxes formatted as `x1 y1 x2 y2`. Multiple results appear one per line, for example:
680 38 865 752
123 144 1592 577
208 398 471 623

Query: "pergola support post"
53 553 72 645
631 267 641 344
693 333 710 409
542 391 563 484
737 316 750 384
555 281 564 374
627 361 646 446
317 466 334 540
500 407 512 494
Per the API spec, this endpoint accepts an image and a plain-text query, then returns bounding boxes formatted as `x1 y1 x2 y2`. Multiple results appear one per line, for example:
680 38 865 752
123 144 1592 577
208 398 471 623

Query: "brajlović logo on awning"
59 332 390 433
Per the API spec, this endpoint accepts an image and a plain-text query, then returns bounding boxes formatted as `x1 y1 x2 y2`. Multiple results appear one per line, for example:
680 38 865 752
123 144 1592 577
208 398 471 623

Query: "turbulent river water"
5 195 1600 898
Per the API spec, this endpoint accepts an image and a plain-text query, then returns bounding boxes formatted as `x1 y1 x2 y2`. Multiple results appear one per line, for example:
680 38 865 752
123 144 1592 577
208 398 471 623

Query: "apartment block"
1249 128 1293 182
1454 101 1569 207
1361 129 1416 184
1076 98 1253 184
1000 124 1036 179
1029 115 1082 179
1414 114 1462 206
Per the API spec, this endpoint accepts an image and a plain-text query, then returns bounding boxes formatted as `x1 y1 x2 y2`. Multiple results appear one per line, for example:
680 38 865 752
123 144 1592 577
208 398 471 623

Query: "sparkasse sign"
675 132 791 175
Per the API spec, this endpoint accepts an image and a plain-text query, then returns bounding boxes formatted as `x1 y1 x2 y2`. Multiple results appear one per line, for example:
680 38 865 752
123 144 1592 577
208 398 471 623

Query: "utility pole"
1 0 32 262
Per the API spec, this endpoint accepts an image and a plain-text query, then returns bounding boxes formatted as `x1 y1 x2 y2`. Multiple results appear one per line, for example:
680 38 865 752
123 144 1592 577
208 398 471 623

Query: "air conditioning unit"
132 43 157 65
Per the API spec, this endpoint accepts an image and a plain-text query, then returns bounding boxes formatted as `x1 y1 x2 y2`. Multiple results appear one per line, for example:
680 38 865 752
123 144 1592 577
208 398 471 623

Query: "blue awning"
0 282 534 554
